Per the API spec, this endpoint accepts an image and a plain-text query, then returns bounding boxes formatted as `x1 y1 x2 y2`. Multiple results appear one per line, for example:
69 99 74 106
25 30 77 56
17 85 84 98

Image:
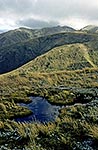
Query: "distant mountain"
0 25 75 48
81 25 98 33
37 25 75 35
0 31 93 74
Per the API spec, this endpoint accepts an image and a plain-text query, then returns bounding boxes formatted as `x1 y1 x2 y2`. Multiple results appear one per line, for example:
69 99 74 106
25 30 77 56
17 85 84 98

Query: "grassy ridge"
0 67 98 103
19 43 97 73
0 42 98 101
0 42 98 121
0 31 95 74
0 41 98 149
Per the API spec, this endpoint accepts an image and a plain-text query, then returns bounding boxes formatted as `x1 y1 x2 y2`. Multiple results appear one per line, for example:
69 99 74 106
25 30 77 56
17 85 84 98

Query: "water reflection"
15 96 61 123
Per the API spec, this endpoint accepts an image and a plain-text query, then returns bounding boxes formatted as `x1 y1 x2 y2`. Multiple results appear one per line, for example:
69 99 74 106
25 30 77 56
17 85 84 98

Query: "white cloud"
0 18 18 30
17 17 59 28
34 0 38 3
0 0 98 30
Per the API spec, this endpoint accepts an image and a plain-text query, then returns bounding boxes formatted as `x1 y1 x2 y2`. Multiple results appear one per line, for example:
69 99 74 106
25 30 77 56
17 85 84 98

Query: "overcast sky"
0 0 98 31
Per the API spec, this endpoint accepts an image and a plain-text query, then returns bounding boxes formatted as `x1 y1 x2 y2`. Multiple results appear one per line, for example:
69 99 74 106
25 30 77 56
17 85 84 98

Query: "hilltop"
0 25 75 74
0 25 75 48
1 25 98 74
0 31 93 74
20 43 97 73
81 25 98 33
0 41 98 95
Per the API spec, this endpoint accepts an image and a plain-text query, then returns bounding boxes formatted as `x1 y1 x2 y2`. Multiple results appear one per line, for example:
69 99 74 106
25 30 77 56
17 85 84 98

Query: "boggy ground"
0 67 98 149
0 99 98 150
0 86 98 150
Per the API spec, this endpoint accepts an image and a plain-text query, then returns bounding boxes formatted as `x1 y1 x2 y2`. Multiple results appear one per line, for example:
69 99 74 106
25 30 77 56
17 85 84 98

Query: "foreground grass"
0 67 98 96
0 43 98 149
0 100 32 120
0 100 98 150
0 67 98 121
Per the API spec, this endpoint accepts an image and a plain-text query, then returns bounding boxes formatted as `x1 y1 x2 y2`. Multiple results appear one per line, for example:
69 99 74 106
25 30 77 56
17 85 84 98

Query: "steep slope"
19 43 97 73
0 25 75 48
81 25 98 33
0 42 98 94
0 28 98 150
0 32 93 74
0 65 98 150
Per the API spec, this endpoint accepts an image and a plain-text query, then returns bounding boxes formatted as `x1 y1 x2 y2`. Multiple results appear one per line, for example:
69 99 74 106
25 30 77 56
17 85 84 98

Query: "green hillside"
0 31 93 74
0 42 98 97
0 28 98 149
0 53 98 149
20 43 97 73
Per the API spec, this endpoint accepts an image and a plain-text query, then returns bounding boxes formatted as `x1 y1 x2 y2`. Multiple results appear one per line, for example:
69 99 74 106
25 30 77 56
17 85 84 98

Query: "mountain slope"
0 27 98 150
0 32 93 74
81 25 98 33
0 25 75 48
1 42 97 93
19 43 97 73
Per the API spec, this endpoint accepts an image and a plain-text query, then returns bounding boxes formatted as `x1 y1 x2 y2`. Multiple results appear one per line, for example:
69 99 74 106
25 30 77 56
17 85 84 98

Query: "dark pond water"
15 96 61 123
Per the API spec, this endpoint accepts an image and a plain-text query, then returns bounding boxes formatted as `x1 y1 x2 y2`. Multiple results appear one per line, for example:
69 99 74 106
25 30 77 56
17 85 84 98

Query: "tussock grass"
0 98 98 149
0 40 98 149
